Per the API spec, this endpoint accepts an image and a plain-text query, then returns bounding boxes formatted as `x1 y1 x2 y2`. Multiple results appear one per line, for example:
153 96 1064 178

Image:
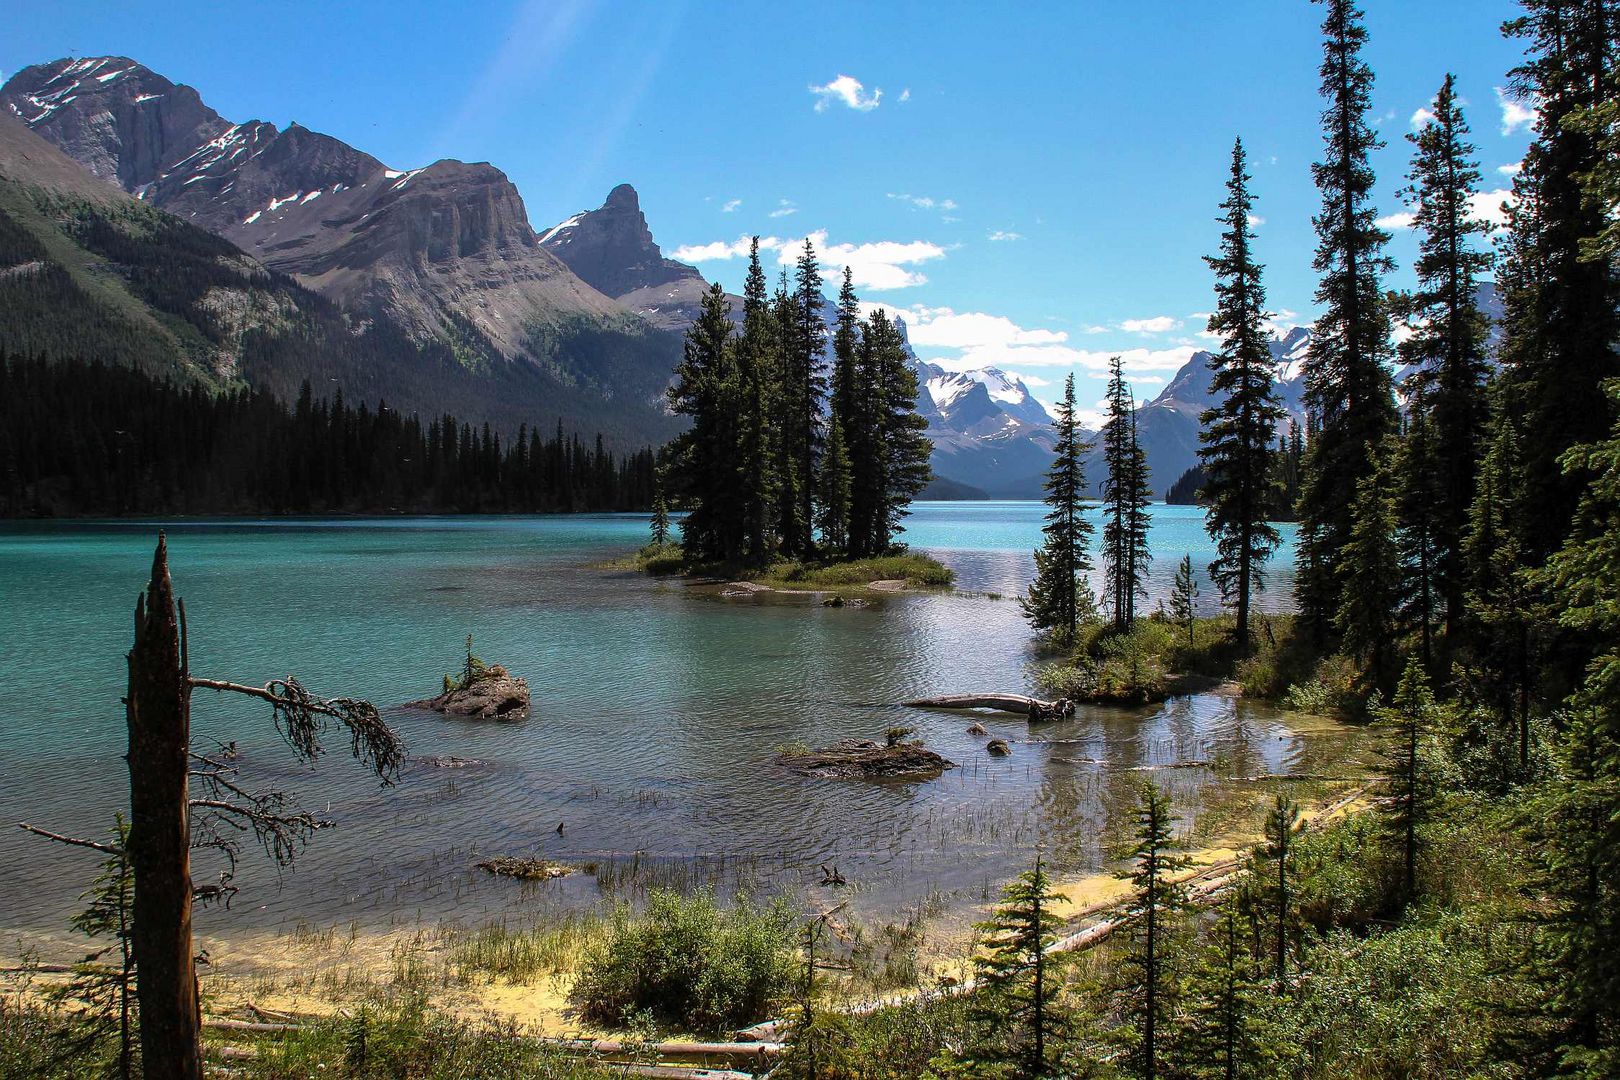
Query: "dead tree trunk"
126 535 203 1080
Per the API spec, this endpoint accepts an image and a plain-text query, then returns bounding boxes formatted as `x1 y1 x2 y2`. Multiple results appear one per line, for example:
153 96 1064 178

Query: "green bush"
570 888 797 1034
637 543 685 576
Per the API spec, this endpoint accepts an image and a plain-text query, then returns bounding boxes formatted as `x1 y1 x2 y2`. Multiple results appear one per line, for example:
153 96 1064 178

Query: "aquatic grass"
450 912 605 983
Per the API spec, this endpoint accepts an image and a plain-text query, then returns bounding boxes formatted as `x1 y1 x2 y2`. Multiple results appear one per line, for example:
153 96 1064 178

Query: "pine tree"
1022 374 1096 644
1398 74 1493 641
781 240 828 557
971 856 1068 1078
1295 0 1398 639
1497 0 1620 564
1119 781 1191 1080
815 419 852 555
1395 407 1445 674
665 283 742 562
1103 356 1153 631
1170 554 1198 650
54 815 137 1080
737 237 780 564
1179 900 1273 1080
1335 444 1402 690
771 268 807 558
1536 378 1620 1072
1374 658 1443 907
1260 793 1299 983
866 309 933 551
1200 138 1285 648
649 477 671 548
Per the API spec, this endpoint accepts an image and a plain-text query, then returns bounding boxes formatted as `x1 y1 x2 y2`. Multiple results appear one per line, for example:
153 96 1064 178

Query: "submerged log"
775 739 956 780
905 693 1074 720
476 856 574 881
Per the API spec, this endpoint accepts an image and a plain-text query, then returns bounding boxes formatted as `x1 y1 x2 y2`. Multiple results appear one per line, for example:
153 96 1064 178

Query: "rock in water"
408 665 530 720
986 739 1012 757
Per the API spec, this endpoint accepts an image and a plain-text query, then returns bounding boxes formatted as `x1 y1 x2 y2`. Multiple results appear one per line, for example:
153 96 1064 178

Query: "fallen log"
904 694 1073 720
775 739 956 780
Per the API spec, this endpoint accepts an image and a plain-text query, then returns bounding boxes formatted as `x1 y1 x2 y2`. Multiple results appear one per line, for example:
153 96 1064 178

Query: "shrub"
637 544 685 576
570 889 797 1034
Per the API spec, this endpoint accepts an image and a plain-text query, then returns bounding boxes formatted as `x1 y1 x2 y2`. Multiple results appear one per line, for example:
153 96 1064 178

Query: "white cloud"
810 74 882 112
1497 161 1522 177
1410 106 1437 130
863 304 1067 349
669 235 766 262
1377 211 1417 230
1469 188 1516 228
888 192 958 212
768 198 798 219
1247 214 1266 228
721 198 742 213
1083 325 1110 335
899 88 911 103
1011 371 1051 387
1496 86 1537 135
1120 315 1180 335
987 229 1023 242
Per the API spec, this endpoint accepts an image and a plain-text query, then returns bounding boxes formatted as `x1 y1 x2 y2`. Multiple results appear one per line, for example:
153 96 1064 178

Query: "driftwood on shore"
775 739 956 780
905 693 1074 720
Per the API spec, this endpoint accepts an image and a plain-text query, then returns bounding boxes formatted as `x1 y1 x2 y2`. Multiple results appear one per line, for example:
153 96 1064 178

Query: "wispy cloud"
810 74 882 112
721 198 742 213
1410 106 1437 129
1496 86 1537 135
1377 188 1515 233
888 192 958 212
1497 161 1522 177
987 229 1023 242
898 88 911 103
1376 211 1417 230
768 198 798 218
1120 315 1180 335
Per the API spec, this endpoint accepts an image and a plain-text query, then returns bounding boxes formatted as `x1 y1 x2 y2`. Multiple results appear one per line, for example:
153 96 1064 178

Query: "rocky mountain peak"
605 182 640 210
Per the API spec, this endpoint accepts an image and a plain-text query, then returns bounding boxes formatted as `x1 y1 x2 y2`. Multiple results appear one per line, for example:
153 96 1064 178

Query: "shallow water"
0 502 1320 942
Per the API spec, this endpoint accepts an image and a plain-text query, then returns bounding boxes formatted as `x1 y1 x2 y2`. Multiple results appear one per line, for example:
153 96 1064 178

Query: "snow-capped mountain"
910 357 1060 498
1 56 682 444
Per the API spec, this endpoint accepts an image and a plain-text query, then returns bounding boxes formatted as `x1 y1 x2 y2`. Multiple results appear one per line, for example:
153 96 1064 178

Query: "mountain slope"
2 56 681 444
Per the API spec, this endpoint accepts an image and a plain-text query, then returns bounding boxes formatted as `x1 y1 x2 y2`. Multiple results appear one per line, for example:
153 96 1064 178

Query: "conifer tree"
1022 374 1096 643
55 816 137 1080
1200 138 1285 648
782 240 828 557
1179 900 1273 1080
1296 0 1398 639
1336 444 1402 690
1260 794 1300 983
1396 408 1444 675
666 283 742 562
771 268 808 558
1170 554 1198 650
737 237 780 563
1398 75 1493 639
815 419 852 555
1497 0 1620 563
1375 658 1443 906
649 479 671 548
970 856 1068 1078
865 309 933 551
1119 781 1191 1080
1103 356 1153 631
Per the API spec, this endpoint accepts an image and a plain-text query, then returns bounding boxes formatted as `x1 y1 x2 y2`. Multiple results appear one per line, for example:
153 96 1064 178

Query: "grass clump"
570 888 797 1034
756 552 955 590
450 913 602 983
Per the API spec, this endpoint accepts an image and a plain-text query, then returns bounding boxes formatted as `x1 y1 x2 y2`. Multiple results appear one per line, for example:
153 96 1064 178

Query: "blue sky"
4 0 1534 420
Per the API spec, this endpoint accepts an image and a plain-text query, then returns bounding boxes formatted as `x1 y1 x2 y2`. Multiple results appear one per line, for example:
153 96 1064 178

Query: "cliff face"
2 56 682 444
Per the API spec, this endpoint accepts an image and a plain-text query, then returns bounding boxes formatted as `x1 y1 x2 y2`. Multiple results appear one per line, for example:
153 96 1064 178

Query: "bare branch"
17 823 126 857
188 676 404 783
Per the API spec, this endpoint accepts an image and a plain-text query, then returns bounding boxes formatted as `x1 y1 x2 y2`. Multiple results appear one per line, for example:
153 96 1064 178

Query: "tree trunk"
126 535 203 1080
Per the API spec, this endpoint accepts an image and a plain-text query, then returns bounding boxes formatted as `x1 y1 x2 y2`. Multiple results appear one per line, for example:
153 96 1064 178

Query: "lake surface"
0 502 1317 945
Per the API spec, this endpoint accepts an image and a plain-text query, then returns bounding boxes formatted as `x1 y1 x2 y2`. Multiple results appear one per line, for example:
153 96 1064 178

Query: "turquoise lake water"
0 502 1315 946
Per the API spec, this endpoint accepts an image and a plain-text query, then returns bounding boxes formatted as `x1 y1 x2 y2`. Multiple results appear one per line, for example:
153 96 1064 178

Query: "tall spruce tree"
737 238 780 563
1179 900 1273 1080
771 268 807 557
865 309 933 551
1119 781 1191 1080
1200 138 1286 647
1296 0 1399 639
1103 356 1153 631
1497 0 1620 564
1261 793 1300 983
1336 445 1403 691
1395 407 1445 674
783 240 828 557
815 418 852 555
1375 658 1443 907
1022 374 1095 643
1170 554 1199 649
970 856 1068 1078
1534 378 1620 1073
1398 75 1493 642
666 283 743 562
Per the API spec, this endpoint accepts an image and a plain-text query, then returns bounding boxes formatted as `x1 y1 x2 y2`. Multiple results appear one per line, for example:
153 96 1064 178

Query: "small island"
407 637 531 720
775 727 956 780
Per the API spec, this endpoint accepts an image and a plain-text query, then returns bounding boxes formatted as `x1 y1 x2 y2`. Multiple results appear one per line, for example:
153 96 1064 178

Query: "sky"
3 0 1536 422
